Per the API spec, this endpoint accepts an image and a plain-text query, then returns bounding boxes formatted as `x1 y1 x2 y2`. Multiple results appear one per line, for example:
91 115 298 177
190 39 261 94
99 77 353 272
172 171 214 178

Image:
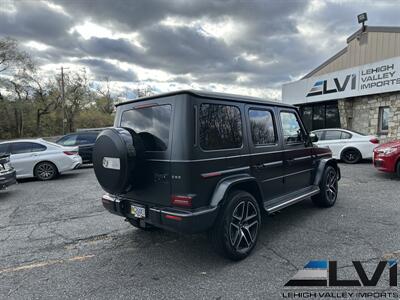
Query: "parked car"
311 128 379 164
0 139 82 181
92 90 340 260
373 140 400 177
0 152 17 190
56 131 100 164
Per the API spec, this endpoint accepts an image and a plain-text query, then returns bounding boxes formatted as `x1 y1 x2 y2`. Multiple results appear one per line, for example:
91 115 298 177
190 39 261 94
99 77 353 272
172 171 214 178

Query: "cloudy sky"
1 0 399 100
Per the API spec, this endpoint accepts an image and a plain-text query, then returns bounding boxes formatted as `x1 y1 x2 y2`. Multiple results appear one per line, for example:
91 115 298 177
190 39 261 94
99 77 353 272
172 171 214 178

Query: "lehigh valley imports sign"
282 56 400 105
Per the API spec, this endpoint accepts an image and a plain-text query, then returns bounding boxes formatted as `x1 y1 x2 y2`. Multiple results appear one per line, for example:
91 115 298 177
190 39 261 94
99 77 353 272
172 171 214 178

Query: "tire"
209 190 261 261
34 162 58 181
341 148 361 164
312 165 338 207
396 161 400 178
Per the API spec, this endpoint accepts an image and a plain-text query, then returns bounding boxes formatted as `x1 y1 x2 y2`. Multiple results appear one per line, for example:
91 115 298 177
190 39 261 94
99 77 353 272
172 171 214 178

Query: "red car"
373 140 400 177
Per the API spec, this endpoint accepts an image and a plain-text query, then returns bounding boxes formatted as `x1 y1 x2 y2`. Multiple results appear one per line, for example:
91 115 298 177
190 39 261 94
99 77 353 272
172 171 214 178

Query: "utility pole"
61 67 65 135
60 66 69 134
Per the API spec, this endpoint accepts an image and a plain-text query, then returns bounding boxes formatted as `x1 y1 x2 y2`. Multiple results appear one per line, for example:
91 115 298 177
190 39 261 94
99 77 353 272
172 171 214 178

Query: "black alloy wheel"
341 149 361 164
35 162 57 181
209 190 261 260
312 165 338 207
229 200 259 253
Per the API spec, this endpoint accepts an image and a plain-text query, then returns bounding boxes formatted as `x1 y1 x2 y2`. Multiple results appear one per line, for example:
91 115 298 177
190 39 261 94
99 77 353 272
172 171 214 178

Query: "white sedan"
0 139 82 180
311 128 379 164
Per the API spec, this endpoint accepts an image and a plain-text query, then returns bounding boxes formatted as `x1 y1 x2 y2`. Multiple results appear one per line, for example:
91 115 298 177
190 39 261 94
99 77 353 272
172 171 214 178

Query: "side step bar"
264 186 320 214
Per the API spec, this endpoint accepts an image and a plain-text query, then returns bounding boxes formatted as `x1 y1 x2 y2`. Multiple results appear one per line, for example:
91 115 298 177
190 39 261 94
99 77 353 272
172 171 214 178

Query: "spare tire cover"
93 127 143 194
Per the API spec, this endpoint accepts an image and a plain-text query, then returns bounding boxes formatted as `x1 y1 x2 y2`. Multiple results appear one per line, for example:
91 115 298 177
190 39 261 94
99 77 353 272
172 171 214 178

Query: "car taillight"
164 214 182 221
63 151 77 155
370 138 379 144
171 195 192 208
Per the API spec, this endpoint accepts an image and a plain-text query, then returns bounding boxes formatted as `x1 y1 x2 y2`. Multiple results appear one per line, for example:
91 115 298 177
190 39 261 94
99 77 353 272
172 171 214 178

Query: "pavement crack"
265 246 298 271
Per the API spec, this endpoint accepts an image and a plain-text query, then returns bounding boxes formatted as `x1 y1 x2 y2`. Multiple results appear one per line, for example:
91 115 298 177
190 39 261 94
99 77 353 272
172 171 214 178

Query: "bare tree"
0 37 34 74
96 77 115 114
6 74 31 137
63 70 90 132
29 76 61 135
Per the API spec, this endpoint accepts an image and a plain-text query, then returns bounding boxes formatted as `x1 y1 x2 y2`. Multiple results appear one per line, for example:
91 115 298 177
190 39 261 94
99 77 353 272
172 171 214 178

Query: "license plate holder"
130 204 146 219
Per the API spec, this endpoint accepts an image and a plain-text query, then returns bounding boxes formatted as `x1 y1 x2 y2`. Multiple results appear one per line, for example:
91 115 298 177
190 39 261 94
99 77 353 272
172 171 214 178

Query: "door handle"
254 164 265 170
287 158 295 165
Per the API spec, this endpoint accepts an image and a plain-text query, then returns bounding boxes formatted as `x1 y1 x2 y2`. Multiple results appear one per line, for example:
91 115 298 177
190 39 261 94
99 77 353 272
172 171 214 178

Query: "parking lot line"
0 254 95 274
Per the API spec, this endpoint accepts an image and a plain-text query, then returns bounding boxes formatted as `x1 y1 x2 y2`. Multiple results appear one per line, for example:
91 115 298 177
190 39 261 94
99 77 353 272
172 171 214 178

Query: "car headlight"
377 147 397 155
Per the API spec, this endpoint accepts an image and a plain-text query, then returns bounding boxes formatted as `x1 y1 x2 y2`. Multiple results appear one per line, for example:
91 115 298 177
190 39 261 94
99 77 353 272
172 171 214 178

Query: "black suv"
93 90 340 260
56 131 101 164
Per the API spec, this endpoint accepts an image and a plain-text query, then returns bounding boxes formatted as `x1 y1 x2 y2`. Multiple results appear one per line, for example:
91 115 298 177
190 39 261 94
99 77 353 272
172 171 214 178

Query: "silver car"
0 139 82 180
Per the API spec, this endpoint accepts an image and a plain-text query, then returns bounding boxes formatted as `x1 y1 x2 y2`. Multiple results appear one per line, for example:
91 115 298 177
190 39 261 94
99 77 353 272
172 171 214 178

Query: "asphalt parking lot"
0 163 399 299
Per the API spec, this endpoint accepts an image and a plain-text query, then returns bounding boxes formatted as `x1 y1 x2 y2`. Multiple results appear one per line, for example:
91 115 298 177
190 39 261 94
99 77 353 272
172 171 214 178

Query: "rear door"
278 109 314 194
246 105 284 201
10 142 44 177
119 100 174 206
320 130 345 158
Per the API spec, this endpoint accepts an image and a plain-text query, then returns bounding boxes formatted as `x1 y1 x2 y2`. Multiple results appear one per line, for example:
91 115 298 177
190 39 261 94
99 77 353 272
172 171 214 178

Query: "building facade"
282 26 400 142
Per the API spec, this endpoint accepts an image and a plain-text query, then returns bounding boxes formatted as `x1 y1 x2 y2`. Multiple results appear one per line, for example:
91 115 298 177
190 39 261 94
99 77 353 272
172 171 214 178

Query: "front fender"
209 174 259 207
313 158 341 186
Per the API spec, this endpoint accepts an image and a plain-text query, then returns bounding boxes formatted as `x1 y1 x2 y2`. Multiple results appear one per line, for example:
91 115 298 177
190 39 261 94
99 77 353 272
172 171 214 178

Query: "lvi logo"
307 74 357 97
285 260 397 287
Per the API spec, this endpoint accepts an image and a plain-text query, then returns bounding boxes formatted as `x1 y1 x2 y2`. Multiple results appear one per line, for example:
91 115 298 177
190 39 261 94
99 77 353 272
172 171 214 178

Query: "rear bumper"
102 194 219 234
0 170 17 189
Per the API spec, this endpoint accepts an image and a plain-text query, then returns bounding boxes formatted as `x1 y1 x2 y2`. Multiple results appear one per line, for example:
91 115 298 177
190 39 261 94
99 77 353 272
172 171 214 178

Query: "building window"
299 102 340 131
378 107 389 133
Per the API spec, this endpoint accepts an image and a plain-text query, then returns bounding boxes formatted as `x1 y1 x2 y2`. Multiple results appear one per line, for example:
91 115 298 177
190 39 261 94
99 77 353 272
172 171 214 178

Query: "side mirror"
309 133 318 143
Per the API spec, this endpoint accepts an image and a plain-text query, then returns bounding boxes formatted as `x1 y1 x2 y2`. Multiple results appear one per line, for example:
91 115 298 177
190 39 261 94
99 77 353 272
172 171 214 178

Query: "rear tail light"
370 138 379 144
63 151 78 155
164 214 182 221
171 195 192 208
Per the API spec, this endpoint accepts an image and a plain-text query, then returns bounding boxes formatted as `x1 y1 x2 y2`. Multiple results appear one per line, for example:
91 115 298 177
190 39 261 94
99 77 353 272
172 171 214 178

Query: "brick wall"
338 92 400 143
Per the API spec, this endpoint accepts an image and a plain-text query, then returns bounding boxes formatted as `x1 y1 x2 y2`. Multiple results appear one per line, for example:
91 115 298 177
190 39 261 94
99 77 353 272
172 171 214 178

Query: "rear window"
199 103 242 150
120 104 172 151
324 130 342 140
77 133 98 144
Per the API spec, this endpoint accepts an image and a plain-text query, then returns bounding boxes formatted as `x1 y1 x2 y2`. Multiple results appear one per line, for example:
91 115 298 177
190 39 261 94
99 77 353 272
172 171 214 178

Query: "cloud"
0 0 399 99
78 58 137 82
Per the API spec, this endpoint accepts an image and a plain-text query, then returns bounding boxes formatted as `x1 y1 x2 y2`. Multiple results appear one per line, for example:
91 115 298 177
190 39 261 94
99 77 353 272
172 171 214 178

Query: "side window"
314 131 323 140
30 143 46 152
199 103 242 150
77 133 98 145
59 135 78 146
11 142 46 154
0 143 10 153
324 130 342 140
340 132 351 139
249 109 276 146
280 111 305 144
